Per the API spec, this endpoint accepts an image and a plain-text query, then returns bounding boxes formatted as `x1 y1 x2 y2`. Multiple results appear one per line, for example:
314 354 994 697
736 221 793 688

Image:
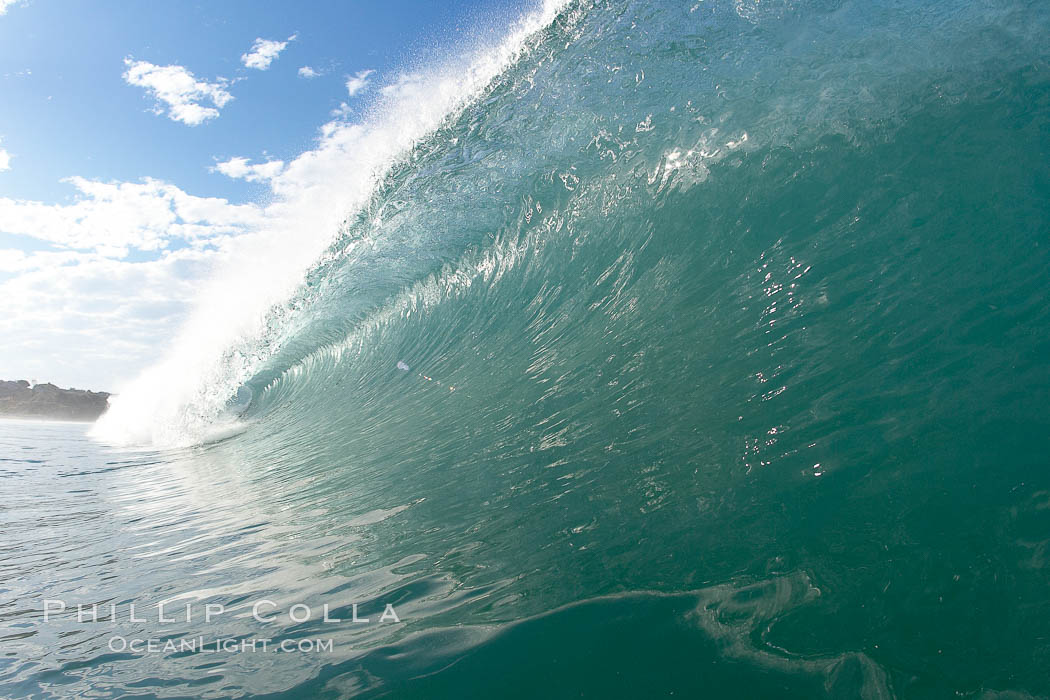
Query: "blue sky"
0 0 535 390
0 0 519 203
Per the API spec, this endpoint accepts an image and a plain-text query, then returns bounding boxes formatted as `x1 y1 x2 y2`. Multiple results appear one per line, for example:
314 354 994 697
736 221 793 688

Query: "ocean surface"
4 0 1050 696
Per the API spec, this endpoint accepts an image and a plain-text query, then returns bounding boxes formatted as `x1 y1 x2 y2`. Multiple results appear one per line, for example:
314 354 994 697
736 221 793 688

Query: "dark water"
5 0 1050 696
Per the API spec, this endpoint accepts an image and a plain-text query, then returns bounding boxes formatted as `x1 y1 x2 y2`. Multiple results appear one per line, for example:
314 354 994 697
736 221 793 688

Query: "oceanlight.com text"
108 636 335 654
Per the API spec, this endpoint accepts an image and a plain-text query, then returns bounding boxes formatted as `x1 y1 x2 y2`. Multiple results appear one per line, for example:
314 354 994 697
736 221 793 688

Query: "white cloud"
212 156 285 183
345 69 375 97
0 246 231 391
0 177 264 389
329 102 352 119
0 177 261 255
123 59 233 126
241 35 294 70
379 72 425 100
329 70 375 116
0 140 10 172
298 65 320 79
0 0 19 16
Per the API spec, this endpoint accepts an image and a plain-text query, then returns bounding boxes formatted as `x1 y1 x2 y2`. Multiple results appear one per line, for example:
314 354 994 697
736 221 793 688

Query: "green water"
4 0 1050 696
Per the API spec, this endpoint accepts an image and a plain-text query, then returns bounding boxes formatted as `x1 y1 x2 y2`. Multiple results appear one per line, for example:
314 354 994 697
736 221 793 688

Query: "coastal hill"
0 380 110 421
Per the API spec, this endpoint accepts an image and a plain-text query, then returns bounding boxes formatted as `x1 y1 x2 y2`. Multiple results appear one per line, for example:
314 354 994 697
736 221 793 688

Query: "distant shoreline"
0 380 110 422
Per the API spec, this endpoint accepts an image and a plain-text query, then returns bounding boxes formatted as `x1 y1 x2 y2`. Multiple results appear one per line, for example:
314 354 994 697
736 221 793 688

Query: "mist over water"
7 0 1050 697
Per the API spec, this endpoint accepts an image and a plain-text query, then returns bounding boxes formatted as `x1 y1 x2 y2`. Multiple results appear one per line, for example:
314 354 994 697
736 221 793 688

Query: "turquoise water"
5 0 1050 696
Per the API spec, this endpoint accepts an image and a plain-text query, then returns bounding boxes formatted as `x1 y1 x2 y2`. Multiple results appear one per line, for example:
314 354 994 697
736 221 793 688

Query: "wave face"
31 0 1050 696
